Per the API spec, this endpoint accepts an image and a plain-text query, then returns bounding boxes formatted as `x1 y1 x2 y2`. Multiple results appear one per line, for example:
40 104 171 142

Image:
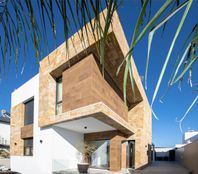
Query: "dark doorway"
126 140 135 168
169 150 175 161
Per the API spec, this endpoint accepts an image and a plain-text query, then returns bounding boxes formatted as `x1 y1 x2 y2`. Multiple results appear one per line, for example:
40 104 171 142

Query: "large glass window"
91 140 110 169
56 78 62 114
24 138 33 156
24 98 34 125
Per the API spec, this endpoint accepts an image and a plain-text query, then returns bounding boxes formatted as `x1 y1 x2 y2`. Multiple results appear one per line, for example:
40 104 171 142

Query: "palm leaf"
117 0 175 104
145 0 190 91
151 0 192 106
170 43 191 85
117 0 150 74
177 95 198 132
100 0 118 76
173 55 197 84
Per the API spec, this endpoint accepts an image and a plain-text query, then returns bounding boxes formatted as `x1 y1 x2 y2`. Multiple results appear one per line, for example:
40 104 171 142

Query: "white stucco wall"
52 127 83 171
11 74 83 174
11 74 40 174
183 131 198 144
0 122 10 145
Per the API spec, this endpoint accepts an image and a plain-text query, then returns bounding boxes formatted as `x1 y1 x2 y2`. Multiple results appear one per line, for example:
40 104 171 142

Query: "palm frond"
177 95 198 132
151 0 192 106
170 24 198 86
145 0 190 90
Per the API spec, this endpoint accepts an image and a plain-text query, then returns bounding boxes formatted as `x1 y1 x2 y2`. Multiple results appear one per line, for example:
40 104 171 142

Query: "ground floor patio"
53 161 189 174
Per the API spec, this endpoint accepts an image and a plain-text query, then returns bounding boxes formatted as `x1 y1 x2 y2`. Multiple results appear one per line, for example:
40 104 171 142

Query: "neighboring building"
0 111 10 150
10 10 152 174
154 147 175 161
182 130 198 144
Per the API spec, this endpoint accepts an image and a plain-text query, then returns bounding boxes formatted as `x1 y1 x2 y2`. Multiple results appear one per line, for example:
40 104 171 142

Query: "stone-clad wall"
21 124 33 139
10 103 25 156
110 134 126 171
37 8 152 171
38 9 144 125
10 104 34 156
128 100 152 169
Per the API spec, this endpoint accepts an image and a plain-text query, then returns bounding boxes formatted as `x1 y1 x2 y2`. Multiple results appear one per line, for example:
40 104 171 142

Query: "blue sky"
0 0 197 147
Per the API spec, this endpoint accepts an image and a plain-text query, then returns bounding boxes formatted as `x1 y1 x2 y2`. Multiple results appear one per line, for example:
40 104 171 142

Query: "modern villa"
10 10 152 174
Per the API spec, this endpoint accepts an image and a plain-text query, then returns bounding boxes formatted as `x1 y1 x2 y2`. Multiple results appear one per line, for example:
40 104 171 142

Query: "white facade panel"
11 74 83 174
52 127 83 172
11 74 39 107
11 156 36 174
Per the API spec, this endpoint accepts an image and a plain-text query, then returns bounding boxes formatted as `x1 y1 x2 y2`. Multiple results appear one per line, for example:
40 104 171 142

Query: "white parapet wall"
11 74 40 174
11 74 83 174
0 122 10 145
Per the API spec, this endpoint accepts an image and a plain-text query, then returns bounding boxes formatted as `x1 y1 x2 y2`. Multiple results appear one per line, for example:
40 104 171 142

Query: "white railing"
0 138 10 145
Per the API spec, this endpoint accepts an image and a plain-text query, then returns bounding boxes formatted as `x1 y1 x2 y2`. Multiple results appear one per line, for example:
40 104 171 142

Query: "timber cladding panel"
62 54 128 121
10 103 25 156
84 130 125 141
21 124 33 139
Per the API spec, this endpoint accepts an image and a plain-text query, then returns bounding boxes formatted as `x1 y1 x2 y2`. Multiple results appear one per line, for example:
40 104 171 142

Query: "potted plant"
77 141 96 173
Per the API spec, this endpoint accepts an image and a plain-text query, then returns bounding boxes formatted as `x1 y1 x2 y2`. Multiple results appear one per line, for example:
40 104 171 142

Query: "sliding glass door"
90 140 110 169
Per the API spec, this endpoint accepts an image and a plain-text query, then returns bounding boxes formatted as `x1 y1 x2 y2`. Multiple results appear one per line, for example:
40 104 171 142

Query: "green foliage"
0 149 10 158
80 141 96 163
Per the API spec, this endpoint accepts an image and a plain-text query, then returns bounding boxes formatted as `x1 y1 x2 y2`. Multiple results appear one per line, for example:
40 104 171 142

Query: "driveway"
130 161 189 174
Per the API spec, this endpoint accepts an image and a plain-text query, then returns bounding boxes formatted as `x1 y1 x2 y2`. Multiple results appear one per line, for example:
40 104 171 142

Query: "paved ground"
53 161 190 174
130 161 189 174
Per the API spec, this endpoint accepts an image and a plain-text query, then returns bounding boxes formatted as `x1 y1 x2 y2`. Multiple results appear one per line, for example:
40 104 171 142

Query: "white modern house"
11 75 83 174
11 74 116 173
10 10 152 174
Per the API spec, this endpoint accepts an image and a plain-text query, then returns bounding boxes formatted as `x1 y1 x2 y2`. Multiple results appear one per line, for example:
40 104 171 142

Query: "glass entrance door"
90 140 110 169
126 140 135 168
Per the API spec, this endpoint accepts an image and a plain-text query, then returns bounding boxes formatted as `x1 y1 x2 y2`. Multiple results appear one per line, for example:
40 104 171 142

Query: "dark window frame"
24 98 34 125
24 138 33 156
56 77 62 114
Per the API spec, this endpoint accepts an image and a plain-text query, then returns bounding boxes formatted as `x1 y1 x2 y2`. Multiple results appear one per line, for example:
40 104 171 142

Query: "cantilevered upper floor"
38 9 150 137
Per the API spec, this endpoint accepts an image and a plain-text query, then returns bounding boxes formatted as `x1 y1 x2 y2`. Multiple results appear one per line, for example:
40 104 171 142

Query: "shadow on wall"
176 140 198 174
53 126 83 151
51 126 84 171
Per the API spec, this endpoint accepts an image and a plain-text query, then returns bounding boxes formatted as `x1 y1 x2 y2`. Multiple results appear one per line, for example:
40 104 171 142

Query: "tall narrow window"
56 78 62 114
24 98 34 125
24 138 33 156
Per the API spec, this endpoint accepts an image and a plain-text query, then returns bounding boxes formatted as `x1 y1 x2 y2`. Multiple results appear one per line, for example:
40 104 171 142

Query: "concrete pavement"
130 161 189 174
54 161 190 174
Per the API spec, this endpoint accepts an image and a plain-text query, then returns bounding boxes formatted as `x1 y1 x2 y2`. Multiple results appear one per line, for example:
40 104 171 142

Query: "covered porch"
52 116 134 172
